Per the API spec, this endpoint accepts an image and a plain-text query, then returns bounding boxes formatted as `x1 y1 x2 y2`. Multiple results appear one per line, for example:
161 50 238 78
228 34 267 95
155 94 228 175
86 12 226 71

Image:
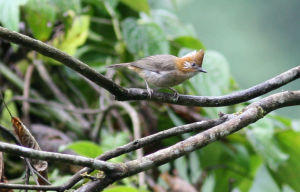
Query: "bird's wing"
130 55 178 72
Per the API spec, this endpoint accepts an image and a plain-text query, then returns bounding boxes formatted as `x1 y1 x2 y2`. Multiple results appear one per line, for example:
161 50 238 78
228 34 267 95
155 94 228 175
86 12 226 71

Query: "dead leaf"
11 117 48 185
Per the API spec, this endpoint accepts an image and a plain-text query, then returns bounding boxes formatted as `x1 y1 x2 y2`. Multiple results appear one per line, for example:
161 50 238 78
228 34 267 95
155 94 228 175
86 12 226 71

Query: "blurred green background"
176 0 300 118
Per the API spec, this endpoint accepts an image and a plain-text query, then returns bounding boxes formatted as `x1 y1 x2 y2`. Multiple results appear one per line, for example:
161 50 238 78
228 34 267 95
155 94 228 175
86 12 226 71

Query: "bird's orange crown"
175 50 205 73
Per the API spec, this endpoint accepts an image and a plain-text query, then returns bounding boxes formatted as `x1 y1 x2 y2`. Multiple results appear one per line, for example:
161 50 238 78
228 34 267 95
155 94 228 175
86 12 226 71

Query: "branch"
0 26 299 106
1 91 299 191
75 90 300 191
0 183 61 191
0 142 123 172
60 114 229 190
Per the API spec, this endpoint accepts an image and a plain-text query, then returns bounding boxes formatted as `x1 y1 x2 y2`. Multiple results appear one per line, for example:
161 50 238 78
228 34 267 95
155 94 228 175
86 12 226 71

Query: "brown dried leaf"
11 117 48 184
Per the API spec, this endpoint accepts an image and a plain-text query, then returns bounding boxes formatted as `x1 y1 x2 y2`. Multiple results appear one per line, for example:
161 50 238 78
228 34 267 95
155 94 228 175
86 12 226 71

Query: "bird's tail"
107 63 131 68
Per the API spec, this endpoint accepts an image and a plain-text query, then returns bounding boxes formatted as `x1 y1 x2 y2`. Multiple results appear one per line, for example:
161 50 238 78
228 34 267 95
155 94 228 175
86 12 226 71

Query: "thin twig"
22 64 35 125
117 102 145 186
59 114 230 190
33 59 90 129
12 96 104 114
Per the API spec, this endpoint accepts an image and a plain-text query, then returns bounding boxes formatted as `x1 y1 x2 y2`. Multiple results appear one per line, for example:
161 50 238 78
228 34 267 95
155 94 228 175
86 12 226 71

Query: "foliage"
0 0 299 191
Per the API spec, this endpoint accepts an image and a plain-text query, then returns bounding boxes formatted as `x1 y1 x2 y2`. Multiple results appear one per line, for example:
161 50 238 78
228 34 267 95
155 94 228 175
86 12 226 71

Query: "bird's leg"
144 80 153 98
168 87 179 101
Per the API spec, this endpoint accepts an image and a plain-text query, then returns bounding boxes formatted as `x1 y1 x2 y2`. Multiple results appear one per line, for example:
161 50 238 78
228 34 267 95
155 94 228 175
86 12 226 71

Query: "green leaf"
122 18 169 58
246 117 289 170
100 130 130 162
103 186 139 192
189 151 201 183
24 0 56 41
61 141 103 158
47 15 90 64
292 119 300 132
174 156 189 182
249 165 280 192
142 9 196 39
54 15 90 55
120 0 150 14
173 36 205 50
101 131 130 152
273 130 300 191
0 90 18 129
51 0 81 14
0 0 28 31
269 114 292 128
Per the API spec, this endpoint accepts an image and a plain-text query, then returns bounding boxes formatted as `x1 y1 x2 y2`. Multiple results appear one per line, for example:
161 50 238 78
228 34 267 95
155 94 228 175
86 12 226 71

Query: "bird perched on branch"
108 50 206 99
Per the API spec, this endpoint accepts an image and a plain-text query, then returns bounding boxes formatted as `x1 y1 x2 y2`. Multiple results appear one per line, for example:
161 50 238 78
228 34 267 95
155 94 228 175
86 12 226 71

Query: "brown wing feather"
130 55 178 72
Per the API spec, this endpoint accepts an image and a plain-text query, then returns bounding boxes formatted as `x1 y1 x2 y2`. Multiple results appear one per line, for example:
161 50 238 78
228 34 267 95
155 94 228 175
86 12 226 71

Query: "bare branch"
0 27 299 107
75 90 300 191
0 141 123 172
0 183 61 191
60 115 229 190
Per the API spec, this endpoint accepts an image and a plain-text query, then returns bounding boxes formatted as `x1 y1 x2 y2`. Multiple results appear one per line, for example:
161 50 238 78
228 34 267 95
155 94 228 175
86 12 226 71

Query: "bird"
108 49 207 99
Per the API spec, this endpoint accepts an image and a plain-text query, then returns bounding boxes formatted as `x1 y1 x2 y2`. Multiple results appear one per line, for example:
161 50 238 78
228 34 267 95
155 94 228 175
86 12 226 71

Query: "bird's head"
175 49 206 73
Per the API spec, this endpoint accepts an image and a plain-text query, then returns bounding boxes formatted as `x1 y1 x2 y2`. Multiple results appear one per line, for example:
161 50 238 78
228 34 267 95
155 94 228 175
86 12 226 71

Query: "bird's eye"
192 63 196 67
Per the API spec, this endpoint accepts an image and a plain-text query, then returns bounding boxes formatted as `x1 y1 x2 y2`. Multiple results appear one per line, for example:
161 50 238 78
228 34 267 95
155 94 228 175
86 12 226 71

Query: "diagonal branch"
0 26 299 107
75 90 300 191
0 91 299 191
0 141 124 172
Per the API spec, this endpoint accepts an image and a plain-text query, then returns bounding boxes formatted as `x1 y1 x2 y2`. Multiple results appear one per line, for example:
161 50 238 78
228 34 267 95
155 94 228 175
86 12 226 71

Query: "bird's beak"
198 67 207 73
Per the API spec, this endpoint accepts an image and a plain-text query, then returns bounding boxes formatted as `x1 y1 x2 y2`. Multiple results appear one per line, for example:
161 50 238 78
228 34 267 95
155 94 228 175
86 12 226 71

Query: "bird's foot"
144 80 154 98
168 87 180 102
172 91 180 102
146 86 154 98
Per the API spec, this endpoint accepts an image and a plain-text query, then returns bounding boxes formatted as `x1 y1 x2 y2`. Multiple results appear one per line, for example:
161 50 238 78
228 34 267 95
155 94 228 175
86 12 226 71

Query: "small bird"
108 50 206 98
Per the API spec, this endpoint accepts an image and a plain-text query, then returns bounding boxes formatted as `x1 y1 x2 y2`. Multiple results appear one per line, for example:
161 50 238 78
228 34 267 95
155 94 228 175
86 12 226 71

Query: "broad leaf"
24 0 56 41
246 117 289 170
121 0 150 14
61 141 103 158
250 165 280 192
48 15 90 64
173 36 205 50
122 18 169 58
142 9 196 39
0 0 27 31
273 130 300 191
0 90 18 129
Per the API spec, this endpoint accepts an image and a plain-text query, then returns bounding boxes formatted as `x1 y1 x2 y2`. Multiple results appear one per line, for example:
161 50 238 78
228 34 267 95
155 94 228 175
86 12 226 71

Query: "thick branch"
123 92 300 175
76 90 300 191
0 27 299 106
0 142 123 172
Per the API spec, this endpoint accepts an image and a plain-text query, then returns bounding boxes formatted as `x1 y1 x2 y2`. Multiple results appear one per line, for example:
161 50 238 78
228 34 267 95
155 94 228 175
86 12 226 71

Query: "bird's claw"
172 91 179 102
147 87 154 98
